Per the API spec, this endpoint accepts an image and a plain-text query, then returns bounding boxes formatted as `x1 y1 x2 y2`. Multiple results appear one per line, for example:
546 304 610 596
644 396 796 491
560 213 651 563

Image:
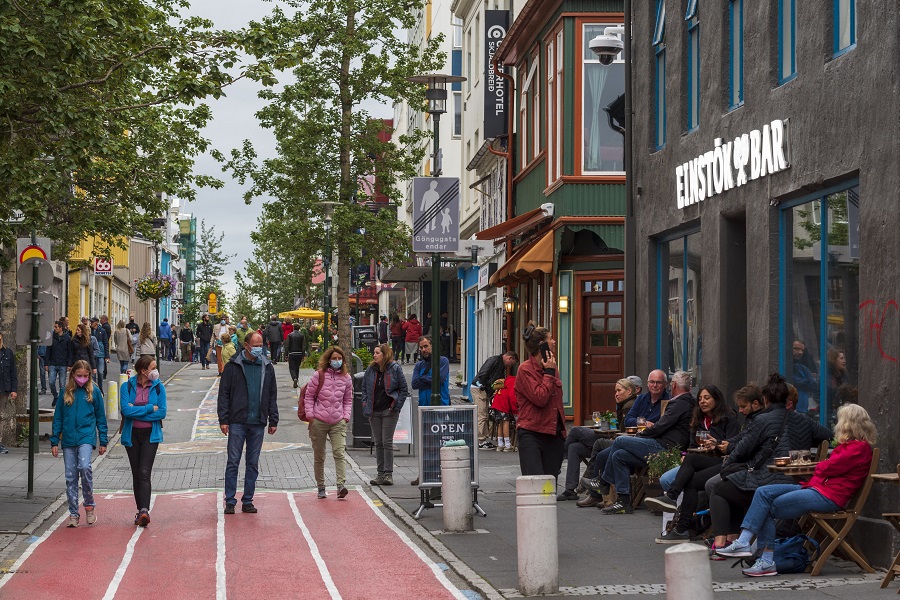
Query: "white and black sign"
412 177 460 253
484 10 510 139
417 405 478 488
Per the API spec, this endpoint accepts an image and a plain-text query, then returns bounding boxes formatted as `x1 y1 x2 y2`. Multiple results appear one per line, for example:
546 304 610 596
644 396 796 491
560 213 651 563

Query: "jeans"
95 357 106 391
63 444 94 516
660 466 679 492
742 484 838 550
601 436 665 496
269 342 282 364
160 339 171 360
288 354 304 382
517 428 565 478
38 356 47 390
119 360 130 374
563 427 599 492
309 419 348 487
370 408 400 474
199 340 211 367
224 423 266 506
125 428 159 511
49 365 67 400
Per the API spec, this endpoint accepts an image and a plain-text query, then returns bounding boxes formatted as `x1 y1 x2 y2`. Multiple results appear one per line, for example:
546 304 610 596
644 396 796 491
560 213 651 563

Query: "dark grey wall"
630 2 899 565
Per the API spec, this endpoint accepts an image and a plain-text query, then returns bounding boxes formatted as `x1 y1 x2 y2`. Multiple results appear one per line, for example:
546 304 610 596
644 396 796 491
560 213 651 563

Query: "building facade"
631 1 898 564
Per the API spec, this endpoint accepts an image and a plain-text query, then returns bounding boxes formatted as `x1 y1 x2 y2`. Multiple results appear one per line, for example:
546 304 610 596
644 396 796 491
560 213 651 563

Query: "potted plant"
599 410 616 430
643 447 683 500
135 272 178 301
454 372 465 388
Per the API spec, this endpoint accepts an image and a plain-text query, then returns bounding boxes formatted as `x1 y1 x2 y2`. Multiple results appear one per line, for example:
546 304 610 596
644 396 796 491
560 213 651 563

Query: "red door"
580 277 624 419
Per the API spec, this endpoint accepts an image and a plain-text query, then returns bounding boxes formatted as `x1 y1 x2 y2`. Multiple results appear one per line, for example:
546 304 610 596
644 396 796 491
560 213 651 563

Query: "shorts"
489 408 514 422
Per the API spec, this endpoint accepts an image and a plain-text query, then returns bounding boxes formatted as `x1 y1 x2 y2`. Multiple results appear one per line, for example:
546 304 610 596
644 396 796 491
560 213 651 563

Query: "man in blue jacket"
217 332 278 515
411 336 449 406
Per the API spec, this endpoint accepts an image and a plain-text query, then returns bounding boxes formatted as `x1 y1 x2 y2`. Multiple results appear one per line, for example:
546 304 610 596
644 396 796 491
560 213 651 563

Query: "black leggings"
517 429 565 478
126 428 159 511
710 478 754 537
670 453 722 531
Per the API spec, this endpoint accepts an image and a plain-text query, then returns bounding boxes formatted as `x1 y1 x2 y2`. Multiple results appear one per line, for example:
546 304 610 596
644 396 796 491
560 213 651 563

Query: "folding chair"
805 447 880 575
630 465 649 509
815 439 830 461
879 463 900 593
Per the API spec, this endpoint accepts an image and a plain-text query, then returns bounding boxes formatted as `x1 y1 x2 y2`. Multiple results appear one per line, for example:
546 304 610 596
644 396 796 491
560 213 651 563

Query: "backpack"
730 534 819 574
297 371 323 423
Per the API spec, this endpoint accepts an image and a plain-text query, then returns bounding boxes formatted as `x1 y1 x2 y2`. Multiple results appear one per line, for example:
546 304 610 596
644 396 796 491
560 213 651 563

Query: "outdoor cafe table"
871 471 900 592
767 462 820 480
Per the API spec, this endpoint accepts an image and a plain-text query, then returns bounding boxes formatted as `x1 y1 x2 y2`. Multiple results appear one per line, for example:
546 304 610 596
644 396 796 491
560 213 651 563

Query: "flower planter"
642 477 664 502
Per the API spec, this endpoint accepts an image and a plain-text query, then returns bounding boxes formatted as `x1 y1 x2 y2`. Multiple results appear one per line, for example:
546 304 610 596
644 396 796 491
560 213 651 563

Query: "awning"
475 202 554 241
379 264 460 283
489 230 555 287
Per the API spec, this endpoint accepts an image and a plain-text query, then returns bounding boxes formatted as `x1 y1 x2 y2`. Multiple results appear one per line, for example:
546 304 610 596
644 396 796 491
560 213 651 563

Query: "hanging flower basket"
135 273 178 302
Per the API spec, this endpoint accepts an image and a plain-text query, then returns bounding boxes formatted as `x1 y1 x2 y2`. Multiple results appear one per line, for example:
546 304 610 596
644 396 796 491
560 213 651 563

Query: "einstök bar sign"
676 119 790 209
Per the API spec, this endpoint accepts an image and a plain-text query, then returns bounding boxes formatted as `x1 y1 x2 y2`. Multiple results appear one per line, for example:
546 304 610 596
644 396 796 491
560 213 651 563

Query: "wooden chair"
805 447 880 575
630 465 649 509
879 463 900 593
815 439 830 461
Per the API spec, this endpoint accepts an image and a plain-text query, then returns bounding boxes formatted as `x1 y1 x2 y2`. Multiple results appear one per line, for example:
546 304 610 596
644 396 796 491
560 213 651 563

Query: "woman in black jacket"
68 323 96 374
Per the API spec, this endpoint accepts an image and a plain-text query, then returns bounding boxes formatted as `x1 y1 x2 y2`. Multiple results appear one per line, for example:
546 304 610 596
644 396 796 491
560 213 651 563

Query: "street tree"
230 287 260 327
188 220 234 319
218 0 443 348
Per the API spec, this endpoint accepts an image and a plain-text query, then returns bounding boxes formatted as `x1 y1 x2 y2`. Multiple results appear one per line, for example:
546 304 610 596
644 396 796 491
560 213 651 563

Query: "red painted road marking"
294 491 463 600
114 492 218 597
224 492 332 599
0 495 136 600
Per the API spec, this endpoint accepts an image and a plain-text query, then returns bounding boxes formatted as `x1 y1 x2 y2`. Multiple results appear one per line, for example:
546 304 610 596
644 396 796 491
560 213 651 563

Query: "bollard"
516 475 558 596
106 379 119 418
664 543 714 600
440 445 473 532
118 372 129 387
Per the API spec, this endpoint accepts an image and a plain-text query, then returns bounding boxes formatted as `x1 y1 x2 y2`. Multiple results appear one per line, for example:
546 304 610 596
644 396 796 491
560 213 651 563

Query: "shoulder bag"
297 370 324 423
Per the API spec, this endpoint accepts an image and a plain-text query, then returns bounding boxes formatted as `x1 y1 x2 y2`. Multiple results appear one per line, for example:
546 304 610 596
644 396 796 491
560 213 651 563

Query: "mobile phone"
539 341 551 361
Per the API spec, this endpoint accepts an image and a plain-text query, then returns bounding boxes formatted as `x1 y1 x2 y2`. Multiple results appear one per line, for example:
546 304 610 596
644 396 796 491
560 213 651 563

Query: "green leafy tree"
231 287 260 327
218 0 444 348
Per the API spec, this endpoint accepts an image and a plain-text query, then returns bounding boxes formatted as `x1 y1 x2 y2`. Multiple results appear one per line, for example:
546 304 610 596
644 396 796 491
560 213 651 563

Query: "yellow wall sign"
208 292 218 313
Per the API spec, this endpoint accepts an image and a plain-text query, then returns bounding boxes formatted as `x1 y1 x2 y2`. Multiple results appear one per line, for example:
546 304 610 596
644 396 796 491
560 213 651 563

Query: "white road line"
357 488 468 600
0 512 69 591
189 377 220 441
216 491 226 600
286 492 341 599
101 494 157 600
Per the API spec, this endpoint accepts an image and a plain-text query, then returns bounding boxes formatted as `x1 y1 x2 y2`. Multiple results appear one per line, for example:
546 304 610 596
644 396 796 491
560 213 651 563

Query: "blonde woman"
217 332 237 375
718 403 876 576
50 360 108 527
113 320 132 374
138 322 157 359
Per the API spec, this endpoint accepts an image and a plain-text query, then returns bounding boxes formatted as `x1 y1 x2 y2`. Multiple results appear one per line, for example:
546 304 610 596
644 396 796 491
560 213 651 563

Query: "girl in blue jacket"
50 359 108 528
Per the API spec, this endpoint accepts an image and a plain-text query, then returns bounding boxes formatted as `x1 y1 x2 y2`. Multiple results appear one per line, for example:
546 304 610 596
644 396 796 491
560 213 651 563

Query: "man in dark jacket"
217 332 278 514
179 321 195 362
377 315 389 344
196 315 213 370
46 321 71 406
0 331 18 453
590 370 695 515
472 352 519 448
264 316 283 364
286 323 308 388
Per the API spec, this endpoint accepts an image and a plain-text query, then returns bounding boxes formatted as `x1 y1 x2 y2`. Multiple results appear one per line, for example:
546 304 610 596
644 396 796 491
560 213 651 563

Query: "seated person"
582 371 695 514
717 403 874 577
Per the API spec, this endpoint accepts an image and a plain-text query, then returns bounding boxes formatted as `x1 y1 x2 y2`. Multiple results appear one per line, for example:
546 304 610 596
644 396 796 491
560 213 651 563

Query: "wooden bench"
15 409 54 425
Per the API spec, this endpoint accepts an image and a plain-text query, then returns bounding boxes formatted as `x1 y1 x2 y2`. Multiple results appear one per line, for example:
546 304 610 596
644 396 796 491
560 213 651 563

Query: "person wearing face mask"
120 355 167 527
50 359 107 527
217 332 279 514
196 315 214 370
303 346 353 499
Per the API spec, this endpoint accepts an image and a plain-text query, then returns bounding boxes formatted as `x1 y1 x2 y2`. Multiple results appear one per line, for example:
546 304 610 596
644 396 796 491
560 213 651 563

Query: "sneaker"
708 543 727 561
85 507 96 525
133 512 141 526
716 540 754 558
138 509 150 527
241 503 257 513
410 478 419 486
645 493 678 513
67 515 79 528
370 474 386 486
556 490 579 501
742 557 777 577
576 495 603 508
478 441 496 449
509 446 518 452
317 488 326 499
382 473 393 485
600 500 633 515
496 446 505 452
337 486 348 499
0 444 7 454
581 477 610 495
655 529 690 544
293 380 298 388
224 504 235 515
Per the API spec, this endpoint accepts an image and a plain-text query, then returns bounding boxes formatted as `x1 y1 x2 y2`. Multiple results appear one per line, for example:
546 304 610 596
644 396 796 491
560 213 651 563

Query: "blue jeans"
63 444 94 516
38 356 47 390
199 340 211 367
660 465 679 492
601 436 665 496
119 360 130 374
48 365 67 399
563 427 599 492
95 357 106 392
224 423 266 506
742 484 839 550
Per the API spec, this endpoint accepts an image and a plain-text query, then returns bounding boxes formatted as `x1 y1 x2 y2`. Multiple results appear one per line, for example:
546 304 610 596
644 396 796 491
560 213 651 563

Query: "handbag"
297 370 323 422
722 410 790 477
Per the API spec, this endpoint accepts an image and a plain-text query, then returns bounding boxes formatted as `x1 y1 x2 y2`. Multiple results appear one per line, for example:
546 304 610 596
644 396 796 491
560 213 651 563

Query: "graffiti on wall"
859 299 898 363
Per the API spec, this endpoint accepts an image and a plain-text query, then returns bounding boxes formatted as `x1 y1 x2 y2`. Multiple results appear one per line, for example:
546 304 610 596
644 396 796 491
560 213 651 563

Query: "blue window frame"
686 9 700 132
834 0 856 56
656 230 702 385
653 0 666 149
728 0 743 109
778 0 796 83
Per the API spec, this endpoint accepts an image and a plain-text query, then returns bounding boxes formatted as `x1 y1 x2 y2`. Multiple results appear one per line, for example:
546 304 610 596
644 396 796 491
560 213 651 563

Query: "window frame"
653 0 666 150
833 0 857 57
580 20 625 176
686 13 700 132
452 91 462 138
778 0 797 84
655 227 702 380
728 0 744 110
546 39 556 187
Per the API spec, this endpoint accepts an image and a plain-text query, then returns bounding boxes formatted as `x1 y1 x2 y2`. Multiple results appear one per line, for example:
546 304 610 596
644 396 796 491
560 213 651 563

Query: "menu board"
417 405 478 488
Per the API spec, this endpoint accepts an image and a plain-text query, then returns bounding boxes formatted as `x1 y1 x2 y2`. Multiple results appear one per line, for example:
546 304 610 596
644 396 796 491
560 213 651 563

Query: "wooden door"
580 277 624 419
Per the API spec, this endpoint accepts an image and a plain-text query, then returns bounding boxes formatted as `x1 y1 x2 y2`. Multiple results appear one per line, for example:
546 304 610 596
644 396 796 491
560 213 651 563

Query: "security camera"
589 33 623 65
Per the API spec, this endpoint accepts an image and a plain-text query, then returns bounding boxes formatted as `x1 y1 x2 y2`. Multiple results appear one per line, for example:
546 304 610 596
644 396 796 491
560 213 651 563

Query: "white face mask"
147 369 160 381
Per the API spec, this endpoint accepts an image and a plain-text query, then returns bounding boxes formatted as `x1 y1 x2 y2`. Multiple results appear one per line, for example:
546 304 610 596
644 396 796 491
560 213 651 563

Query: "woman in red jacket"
717 403 876 577
513 322 565 477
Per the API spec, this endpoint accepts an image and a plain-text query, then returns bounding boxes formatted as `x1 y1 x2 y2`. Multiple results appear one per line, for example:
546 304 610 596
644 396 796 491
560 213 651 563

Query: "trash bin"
347 353 371 448
353 326 378 355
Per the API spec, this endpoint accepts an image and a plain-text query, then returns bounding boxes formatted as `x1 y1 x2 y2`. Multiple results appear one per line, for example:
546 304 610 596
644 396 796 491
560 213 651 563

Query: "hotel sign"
484 10 510 139
676 119 790 209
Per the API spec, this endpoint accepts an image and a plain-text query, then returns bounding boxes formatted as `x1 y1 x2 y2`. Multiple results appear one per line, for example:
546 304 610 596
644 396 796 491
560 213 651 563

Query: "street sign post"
412 177 460 253
208 292 218 314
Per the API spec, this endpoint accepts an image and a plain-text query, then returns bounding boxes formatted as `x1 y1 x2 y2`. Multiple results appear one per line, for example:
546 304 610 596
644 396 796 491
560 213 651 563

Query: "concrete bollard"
119 372 129 387
106 379 119 418
516 475 558 596
664 543 714 600
440 445 473 532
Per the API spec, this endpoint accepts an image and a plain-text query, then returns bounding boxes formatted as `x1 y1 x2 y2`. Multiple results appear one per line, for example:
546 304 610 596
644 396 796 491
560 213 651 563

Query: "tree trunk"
0 244 26 446
335 6 356 358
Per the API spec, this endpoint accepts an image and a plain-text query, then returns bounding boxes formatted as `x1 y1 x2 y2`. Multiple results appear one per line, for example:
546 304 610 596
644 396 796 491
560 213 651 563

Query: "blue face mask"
330 359 343 370
249 346 264 359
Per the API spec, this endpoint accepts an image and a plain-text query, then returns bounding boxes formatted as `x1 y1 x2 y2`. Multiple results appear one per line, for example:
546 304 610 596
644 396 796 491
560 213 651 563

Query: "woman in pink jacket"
304 346 353 499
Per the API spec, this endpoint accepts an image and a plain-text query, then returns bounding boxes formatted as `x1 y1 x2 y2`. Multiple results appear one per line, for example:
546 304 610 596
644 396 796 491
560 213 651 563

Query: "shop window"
728 0 743 109
685 4 700 132
657 231 702 385
834 0 856 56
780 184 859 426
653 0 666 149
778 0 796 83
582 23 625 174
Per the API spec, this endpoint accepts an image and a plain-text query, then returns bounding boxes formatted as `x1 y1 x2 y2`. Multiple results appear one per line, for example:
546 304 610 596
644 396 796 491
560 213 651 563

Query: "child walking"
50 359 108 527
490 375 518 451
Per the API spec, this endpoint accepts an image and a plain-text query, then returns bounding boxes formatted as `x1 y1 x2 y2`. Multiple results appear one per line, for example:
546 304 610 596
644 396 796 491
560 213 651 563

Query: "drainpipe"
623 0 635 376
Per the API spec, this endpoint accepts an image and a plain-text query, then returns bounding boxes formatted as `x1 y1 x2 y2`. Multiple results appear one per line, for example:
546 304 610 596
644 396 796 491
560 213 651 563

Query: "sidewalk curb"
345 454 505 600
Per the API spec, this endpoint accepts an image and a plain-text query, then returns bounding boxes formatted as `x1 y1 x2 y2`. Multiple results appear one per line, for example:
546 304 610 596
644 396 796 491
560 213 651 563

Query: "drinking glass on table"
695 430 709 447
636 417 647 432
592 411 601 425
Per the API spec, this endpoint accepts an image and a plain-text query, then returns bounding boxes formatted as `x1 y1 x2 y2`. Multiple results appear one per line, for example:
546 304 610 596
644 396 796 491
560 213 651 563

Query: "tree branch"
56 45 171 93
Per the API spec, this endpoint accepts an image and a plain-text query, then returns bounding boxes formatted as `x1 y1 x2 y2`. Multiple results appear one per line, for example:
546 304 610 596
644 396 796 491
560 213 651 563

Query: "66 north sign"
94 257 113 276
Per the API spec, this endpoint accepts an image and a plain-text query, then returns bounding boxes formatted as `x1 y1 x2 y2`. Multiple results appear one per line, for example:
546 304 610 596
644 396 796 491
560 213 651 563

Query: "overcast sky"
184 1 392 300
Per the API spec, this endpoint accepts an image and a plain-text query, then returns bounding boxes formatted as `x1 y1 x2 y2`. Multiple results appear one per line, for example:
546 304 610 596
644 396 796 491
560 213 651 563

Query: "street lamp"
150 216 167 365
407 73 466 405
590 5 634 375
320 201 338 347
